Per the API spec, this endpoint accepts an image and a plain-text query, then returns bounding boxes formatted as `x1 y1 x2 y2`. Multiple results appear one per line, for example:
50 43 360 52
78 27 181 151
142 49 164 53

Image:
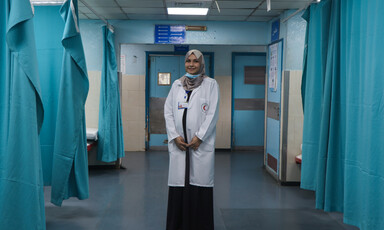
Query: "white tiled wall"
119 74 232 151
215 76 232 149
286 70 304 181
121 74 146 151
86 71 233 151
85 71 101 129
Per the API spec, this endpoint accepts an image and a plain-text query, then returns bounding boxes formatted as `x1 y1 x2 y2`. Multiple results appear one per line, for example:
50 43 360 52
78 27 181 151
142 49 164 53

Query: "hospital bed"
86 128 122 168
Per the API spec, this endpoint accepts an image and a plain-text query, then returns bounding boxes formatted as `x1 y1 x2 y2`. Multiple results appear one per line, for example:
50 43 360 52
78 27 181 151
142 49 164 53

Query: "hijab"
180 49 207 91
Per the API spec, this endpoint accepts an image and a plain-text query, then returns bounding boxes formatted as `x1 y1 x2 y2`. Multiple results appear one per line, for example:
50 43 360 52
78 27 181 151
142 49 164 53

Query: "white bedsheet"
86 128 98 141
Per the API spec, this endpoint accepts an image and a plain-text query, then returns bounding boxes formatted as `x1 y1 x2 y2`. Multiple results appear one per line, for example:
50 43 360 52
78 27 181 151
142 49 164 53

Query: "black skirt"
166 90 214 230
166 183 214 230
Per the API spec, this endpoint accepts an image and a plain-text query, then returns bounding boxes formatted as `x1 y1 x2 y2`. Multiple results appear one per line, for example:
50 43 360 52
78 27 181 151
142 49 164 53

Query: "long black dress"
166 90 214 230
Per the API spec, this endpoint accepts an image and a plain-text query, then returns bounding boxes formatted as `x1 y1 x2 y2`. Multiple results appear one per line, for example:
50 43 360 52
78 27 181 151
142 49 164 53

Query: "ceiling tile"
92 7 123 14
209 8 254 16
252 9 284 17
122 8 166 14
80 0 118 7
98 13 129 20
259 1 309 10
207 15 248 21
214 1 263 9
82 13 100 20
127 14 168 20
247 16 276 22
79 6 93 14
116 0 165 8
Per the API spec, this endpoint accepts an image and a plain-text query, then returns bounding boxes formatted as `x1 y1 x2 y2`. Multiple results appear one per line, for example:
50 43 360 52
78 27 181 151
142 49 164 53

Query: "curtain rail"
281 0 320 23
78 0 114 32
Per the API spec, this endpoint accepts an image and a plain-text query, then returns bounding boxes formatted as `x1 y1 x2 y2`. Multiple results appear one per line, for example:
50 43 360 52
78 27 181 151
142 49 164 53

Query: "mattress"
86 128 98 141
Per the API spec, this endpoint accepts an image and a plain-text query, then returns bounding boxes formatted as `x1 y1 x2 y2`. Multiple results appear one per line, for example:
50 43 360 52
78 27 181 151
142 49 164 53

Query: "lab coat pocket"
191 141 215 186
195 141 214 157
168 140 181 153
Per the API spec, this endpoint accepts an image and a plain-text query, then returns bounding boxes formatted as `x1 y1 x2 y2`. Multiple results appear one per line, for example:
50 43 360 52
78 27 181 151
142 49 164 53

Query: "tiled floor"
44 151 359 230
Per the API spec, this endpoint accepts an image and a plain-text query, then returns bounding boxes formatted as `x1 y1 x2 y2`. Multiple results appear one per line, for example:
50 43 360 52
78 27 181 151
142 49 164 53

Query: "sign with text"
174 45 189 52
271 20 280 42
155 25 186 44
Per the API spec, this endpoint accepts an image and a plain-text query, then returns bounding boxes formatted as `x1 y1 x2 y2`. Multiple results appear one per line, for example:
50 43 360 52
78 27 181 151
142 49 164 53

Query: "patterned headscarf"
180 49 207 91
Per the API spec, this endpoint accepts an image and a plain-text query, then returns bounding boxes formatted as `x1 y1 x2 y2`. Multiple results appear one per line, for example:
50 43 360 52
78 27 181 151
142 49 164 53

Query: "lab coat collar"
176 79 202 101
176 79 202 98
190 85 201 99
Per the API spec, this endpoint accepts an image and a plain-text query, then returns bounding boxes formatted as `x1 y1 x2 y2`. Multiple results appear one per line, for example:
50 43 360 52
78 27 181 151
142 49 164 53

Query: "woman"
164 49 220 230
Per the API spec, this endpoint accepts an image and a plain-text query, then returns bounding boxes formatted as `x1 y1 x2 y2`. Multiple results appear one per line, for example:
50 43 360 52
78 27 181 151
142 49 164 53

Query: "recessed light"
167 7 209 16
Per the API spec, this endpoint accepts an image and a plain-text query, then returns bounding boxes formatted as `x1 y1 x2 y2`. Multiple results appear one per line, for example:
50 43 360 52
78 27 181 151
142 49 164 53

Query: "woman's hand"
188 136 202 151
174 136 188 151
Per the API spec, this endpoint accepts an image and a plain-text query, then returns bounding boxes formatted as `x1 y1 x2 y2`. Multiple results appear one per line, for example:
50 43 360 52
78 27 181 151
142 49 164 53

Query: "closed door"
232 53 266 150
265 40 283 176
147 54 212 149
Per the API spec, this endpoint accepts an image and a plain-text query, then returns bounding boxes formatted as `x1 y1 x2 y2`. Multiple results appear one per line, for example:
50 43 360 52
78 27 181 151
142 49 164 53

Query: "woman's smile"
185 54 201 75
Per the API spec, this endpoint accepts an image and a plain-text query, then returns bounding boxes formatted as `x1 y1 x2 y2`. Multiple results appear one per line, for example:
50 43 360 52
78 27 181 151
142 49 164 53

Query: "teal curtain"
97 26 125 162
0 0 6 147
300 0 338 204
34 5 65 185
0 0 46 229
301 0 384 229
50 0 89 206
342 1 384 229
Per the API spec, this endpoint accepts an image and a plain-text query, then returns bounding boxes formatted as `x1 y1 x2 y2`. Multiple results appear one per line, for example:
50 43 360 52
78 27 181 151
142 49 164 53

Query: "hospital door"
147 54 211 150
265 40 283 179
232 53 266 150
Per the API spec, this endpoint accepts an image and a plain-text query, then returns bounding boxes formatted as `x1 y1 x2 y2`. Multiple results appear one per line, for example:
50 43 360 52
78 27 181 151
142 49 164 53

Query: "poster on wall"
269 43 278 91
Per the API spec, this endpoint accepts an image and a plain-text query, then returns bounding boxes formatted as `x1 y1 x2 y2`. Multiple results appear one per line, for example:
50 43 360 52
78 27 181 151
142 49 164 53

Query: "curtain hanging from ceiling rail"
97 25 125 162
0 0 46 229
50 0 89 206
300 0 332 195
0 0 6 130
34 5 64 186
301 0 384 229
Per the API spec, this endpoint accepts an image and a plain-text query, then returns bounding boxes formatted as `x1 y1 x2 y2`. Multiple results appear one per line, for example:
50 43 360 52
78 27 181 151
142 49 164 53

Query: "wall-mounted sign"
155 25 186 44
269 43 278 91
271 20 280 42
174 45 189 52
158 72 171 86
186 25 207 31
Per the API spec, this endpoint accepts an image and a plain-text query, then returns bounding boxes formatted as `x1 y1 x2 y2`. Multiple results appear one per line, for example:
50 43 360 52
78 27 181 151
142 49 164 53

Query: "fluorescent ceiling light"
167 7 209 16
30 0 65 5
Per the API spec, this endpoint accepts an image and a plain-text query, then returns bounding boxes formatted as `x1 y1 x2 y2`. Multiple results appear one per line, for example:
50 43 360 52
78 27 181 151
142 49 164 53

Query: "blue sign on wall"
155 25 186 44
174 45 189 52
271 20 280 42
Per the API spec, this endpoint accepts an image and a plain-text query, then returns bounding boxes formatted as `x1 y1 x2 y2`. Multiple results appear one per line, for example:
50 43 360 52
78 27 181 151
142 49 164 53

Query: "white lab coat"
164 77 220 187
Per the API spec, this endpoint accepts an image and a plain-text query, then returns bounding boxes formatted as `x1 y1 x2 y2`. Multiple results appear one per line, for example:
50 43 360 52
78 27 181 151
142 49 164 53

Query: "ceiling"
77 0 311 22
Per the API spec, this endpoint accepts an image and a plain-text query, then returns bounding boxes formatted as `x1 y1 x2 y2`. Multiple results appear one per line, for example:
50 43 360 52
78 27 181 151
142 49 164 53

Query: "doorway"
146 52 213 150
232 53 267 150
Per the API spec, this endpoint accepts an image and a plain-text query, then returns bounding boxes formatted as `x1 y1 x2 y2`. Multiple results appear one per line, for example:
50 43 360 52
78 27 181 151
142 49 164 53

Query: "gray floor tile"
221 208 357 230
44 151 359 230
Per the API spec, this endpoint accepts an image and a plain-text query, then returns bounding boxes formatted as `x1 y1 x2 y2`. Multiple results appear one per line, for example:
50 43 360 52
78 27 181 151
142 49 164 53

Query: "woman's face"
185 54 201 75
